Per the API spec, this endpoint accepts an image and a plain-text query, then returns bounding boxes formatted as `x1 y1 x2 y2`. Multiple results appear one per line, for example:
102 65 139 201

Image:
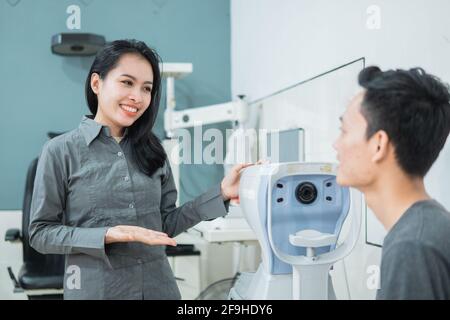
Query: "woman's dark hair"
358 66 450 177
85 39 166 177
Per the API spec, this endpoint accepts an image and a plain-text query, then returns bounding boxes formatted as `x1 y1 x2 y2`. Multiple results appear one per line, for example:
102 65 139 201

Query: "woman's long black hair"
85 39 167 177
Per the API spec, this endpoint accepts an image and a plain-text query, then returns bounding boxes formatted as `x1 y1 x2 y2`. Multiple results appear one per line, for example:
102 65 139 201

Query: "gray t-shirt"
377 200 450 300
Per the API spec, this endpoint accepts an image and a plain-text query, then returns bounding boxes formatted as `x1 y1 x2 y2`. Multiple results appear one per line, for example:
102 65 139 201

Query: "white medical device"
161 63 255 238
161 63 248 139
229 162 362 299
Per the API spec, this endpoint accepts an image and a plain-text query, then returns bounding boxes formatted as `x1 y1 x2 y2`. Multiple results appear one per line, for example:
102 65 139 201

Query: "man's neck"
362 170 430 231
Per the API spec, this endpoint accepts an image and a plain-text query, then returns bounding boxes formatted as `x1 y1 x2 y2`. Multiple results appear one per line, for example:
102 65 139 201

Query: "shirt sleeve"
29 140 111 265
377 240 449 300
159 160 230 237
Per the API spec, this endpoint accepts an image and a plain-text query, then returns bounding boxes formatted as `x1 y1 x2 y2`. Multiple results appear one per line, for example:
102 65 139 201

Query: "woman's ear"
371 130 390 163
90 73 101 94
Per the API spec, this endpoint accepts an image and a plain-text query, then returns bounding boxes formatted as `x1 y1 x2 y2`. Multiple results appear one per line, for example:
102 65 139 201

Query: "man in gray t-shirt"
333 66 450 299
377 200 450 299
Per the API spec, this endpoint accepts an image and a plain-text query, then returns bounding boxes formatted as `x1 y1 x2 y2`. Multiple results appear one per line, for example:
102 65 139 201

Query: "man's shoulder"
383 200 450 259
377 200 450 299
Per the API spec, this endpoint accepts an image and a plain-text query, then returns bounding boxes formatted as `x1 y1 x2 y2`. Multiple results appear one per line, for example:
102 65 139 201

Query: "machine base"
229 265 292 299
228 264 337 300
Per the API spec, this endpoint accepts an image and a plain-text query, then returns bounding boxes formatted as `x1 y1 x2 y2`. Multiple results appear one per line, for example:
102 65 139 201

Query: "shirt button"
124 176 130 182
117 151 123 157
129 203 134 209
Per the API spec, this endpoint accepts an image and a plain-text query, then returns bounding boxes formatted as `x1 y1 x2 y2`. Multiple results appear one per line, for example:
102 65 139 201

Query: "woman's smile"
119 103 139 116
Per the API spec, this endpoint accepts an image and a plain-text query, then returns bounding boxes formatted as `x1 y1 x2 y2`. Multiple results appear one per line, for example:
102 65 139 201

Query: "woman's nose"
129 89 143 104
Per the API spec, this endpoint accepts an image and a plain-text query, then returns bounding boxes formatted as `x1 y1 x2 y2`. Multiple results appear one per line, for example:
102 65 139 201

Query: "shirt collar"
79 115 129 146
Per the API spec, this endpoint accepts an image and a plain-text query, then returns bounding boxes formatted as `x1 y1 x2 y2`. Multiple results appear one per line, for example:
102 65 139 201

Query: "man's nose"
332 139 339 151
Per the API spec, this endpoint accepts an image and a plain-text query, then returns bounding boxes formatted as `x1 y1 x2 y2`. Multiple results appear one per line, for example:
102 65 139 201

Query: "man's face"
333 91 377 188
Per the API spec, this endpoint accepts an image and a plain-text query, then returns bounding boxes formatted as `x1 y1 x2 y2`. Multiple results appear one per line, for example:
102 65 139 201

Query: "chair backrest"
22 158 42 263
22 156 64 275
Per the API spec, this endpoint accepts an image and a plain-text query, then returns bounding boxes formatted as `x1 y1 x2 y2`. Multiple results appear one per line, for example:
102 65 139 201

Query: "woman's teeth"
120 105 138 113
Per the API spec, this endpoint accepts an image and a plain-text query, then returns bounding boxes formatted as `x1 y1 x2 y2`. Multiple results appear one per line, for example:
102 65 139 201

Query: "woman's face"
91 53 154 134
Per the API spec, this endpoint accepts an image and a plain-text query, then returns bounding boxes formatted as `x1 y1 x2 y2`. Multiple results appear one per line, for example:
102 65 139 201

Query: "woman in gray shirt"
29 39 252 299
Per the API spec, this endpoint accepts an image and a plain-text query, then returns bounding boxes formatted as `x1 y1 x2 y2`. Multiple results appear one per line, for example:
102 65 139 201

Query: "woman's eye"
144 87 152 93
122 80 132 86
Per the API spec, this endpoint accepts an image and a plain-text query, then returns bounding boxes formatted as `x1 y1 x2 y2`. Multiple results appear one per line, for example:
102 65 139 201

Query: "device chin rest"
289 229 337 248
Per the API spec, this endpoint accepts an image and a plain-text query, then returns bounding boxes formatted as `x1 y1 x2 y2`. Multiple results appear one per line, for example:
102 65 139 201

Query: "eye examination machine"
160 58 365 300
229 162 362 300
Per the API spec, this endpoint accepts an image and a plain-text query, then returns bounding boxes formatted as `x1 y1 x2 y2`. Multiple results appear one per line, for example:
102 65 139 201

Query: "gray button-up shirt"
29 115 229 299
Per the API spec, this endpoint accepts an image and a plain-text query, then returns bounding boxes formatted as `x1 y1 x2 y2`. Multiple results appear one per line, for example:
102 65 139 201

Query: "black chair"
5 133 65 299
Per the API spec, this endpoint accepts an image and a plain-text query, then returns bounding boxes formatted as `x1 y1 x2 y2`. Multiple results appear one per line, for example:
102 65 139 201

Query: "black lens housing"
295 182 317 204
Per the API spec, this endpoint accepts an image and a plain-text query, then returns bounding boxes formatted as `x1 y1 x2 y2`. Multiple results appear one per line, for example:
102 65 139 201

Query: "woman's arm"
29 140 110 261
159 160 254 237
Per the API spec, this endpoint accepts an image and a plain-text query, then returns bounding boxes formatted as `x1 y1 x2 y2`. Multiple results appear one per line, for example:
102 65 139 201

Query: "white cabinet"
168 250 201 300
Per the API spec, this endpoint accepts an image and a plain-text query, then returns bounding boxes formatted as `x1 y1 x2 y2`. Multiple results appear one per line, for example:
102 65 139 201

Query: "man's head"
333 66 450 189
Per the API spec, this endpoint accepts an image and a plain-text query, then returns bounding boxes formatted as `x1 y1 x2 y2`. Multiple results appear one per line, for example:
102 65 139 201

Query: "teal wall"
0 0 231 209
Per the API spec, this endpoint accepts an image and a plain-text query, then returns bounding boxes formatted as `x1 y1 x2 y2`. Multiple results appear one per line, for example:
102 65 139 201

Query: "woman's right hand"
105 225 177 246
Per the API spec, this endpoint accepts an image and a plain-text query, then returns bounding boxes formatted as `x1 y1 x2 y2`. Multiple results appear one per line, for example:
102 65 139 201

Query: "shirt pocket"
84 151 133 210
66 161 97 216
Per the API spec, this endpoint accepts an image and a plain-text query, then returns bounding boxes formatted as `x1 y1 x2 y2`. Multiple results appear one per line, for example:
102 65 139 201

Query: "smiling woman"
28 39 253 300
85 40 164 177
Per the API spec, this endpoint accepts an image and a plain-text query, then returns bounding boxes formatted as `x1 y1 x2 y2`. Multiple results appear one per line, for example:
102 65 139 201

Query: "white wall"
231 0 450 299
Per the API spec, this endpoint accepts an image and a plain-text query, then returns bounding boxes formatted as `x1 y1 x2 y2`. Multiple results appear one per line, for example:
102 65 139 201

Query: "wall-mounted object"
51 33 105 56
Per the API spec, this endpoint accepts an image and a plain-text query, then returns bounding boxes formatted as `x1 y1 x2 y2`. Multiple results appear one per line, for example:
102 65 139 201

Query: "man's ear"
90 73 101 94
371 130 390 163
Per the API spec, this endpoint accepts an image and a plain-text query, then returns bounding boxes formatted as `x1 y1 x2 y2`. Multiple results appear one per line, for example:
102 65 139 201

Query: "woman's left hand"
220 162 260 203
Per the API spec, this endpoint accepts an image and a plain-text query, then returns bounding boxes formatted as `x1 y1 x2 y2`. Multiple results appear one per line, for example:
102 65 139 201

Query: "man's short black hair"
358 66 450 177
